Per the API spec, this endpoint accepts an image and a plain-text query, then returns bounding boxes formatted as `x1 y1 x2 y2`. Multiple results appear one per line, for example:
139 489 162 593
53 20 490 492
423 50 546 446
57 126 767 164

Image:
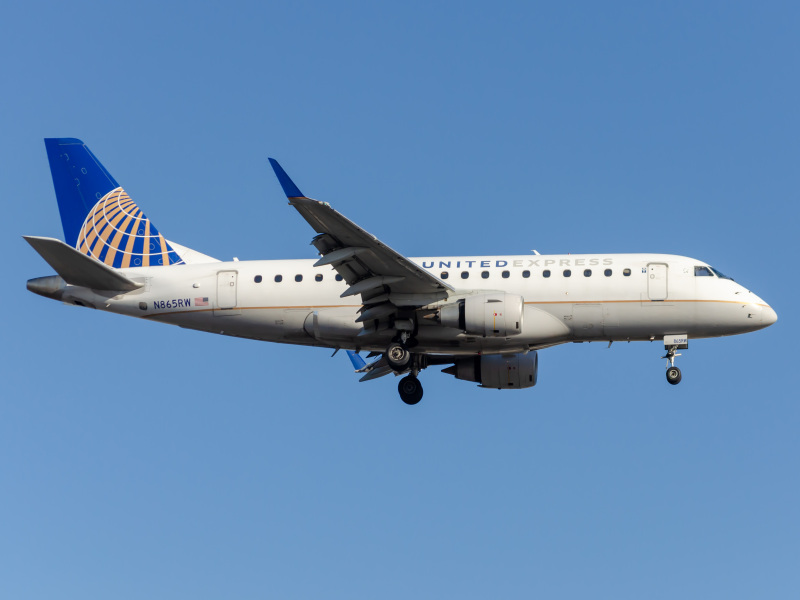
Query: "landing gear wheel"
386 342 411 372
666 366 682 385
398 375 423 405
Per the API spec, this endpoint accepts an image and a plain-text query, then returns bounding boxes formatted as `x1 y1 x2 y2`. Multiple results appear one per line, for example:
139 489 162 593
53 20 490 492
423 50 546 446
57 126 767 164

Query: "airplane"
26 138 777 405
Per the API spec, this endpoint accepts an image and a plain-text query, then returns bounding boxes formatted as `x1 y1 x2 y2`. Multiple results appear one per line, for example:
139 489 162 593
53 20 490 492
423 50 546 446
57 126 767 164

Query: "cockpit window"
694 266 714 277
709 266 734 281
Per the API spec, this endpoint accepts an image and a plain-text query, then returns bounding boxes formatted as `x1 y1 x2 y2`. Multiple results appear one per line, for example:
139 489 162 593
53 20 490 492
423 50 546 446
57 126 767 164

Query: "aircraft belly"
128 287 756 350
571 304 604 338
150 307 315 343
304 307 363 341
524 304 572 340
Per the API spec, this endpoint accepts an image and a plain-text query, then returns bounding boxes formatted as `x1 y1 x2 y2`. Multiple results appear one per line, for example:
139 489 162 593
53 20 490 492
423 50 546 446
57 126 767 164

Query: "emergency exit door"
647 263 668 301
217 271 238 309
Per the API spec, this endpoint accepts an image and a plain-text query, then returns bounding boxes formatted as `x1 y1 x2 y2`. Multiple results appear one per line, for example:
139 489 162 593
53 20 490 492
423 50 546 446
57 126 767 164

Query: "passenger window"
481 271 489 279
254 275 262 283
502 270 510 279
623 268 631 277
315 274 323 282
563 269 571 277
441 271 449 279
335 274 343 282
295 274 303 282
461 271 469 279
522 270 531 278
695 266 714 277
274 275 283 283
543 270 550 278
604 269 612 277
584 269 592 277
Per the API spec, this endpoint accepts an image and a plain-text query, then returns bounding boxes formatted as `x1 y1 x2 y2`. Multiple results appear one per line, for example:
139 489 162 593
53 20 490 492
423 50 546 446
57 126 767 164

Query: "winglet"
268 158 305 198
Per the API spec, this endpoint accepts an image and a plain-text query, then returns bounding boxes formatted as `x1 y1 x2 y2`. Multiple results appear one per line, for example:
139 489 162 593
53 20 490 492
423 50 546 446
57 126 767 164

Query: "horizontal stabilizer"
24 236 142 291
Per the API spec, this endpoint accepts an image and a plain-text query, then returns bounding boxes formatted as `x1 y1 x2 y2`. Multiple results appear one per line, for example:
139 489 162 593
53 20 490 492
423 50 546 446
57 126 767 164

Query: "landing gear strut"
398 375 423 405
662 345 682 385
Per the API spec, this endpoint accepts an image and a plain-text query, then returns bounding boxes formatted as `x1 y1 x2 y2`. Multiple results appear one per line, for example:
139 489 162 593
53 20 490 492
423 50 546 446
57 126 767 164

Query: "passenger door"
647 263 668 301
216 270 238 310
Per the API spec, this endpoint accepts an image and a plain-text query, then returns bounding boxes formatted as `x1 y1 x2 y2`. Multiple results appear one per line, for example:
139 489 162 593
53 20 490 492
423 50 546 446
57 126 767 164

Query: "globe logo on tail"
76 188 184 268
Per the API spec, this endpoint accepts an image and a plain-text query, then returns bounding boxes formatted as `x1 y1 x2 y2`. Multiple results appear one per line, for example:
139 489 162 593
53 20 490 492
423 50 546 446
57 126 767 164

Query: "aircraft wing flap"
289 196 453 302
24 236 143 292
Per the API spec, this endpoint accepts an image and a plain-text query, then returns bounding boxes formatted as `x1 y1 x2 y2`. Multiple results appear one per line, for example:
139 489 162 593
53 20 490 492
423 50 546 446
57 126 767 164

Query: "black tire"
386 342 411 372
666 366 682 385
398 375 423 405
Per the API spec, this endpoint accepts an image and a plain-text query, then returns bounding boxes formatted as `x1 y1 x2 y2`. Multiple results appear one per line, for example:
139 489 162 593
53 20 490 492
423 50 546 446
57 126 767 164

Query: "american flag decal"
195 297 209 306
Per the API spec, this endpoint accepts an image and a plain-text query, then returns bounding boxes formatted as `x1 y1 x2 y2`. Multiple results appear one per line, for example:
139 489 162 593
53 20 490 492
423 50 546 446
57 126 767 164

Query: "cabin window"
502 270 510 278
335 274 343 282
295 274 303 282
440 271 449 279
481 271 490 279
542 270 550 278
254 275 262 283
623 268 631 277
274 275 283 283
315 274 323 282
522 270 531 278
604 269 612 277
695 266 714 277
584 269 592 277
461 271 469 279
563 269 571 277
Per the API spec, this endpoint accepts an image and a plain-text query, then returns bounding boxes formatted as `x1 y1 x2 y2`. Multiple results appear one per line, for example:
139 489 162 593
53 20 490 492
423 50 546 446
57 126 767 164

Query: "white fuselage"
56 253 776 355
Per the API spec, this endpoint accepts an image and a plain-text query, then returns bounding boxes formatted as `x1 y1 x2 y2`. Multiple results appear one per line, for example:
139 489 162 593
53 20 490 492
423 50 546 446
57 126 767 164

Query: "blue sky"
1 1 797 598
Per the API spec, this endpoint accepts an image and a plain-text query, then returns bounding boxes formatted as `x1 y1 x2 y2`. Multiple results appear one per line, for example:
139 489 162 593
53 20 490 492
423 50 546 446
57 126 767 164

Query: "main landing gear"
398 375 423 405
386 342 411 371
386 333 424 405
662 345 682 385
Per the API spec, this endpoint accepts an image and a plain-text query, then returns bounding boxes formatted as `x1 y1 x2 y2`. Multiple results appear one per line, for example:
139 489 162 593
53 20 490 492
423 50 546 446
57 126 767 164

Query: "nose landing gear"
662 345 682 385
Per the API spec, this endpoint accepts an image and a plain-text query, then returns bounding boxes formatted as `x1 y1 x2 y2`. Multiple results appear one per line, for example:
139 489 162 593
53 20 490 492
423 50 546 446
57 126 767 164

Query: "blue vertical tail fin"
44 138 184 268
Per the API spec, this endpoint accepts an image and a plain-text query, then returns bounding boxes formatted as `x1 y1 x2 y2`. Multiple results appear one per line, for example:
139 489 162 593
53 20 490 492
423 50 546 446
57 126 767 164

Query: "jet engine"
439 292 523 337
443 352 538 389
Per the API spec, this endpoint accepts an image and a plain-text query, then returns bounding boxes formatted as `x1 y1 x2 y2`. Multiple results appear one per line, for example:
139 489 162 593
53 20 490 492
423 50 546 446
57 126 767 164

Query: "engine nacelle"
439 293 523 337
444 352 538 389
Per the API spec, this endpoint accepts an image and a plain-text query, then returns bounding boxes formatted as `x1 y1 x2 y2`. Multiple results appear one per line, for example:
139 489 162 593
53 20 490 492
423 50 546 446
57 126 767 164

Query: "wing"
269 160 453 321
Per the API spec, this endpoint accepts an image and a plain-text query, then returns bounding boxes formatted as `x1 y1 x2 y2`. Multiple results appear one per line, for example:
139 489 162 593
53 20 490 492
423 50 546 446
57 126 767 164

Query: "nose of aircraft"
762 304 778 326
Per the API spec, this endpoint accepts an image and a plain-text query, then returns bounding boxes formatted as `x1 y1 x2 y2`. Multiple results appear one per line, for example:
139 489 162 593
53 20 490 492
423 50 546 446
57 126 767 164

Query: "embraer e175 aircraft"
26 138 777 404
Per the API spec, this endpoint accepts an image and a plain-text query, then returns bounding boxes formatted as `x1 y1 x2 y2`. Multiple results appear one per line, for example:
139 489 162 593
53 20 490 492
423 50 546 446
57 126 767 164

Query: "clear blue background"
1 2 797 598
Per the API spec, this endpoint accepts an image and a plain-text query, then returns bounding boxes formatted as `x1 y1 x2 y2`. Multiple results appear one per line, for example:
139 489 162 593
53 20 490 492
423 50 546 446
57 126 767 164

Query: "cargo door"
647 263 668 301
